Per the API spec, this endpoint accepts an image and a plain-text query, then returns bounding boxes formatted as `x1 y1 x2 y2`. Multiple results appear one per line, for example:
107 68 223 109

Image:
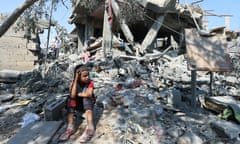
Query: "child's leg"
67 112 74 130
59 112 75 141
59 97 78 141
85 109 94 130
75 109 94 143
66 97 78 130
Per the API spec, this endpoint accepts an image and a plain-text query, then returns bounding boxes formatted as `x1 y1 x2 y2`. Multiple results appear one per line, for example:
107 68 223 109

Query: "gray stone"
101 97 113 110
122 91 136 106
168 88 182 107
177 132 203 144
166 126 182 138
225 76 238 83
0 93 14 102
211 120 240 139
152 104 163 116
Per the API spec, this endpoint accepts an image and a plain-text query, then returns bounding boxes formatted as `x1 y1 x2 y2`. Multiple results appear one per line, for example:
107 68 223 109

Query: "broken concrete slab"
7 121 62 144
136 0 177 13
0 70 22 78
140 15 165 54
0 69 22 83
0 93 14 102
211 120 240 139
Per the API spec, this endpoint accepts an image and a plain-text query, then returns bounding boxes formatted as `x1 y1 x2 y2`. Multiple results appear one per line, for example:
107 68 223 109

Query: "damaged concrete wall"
69 0 203 57
0 14 39 71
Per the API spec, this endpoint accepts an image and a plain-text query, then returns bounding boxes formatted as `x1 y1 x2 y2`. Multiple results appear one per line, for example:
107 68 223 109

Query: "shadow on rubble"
93 102 104 131
50 102 104 144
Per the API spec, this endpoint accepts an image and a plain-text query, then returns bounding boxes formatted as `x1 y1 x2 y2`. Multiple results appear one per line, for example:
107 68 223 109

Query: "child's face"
78 70 89 83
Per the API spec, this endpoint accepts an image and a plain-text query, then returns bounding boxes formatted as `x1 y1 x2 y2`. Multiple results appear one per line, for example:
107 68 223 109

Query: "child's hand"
74 71 80 80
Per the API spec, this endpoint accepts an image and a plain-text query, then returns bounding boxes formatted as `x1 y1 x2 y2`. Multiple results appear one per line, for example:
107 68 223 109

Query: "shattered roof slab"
69 0 201 31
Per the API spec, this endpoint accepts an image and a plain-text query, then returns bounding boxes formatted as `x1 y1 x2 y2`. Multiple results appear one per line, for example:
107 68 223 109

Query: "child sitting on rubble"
59 64 96 142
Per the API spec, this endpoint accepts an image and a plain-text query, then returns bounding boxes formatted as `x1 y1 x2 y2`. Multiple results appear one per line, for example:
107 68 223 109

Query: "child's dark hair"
74 64 89 78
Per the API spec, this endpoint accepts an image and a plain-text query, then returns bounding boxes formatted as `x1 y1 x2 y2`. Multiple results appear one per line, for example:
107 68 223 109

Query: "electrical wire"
144 13 184 37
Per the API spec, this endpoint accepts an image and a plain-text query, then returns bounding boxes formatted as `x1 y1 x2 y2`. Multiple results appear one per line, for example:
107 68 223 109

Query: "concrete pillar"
225 16 231 30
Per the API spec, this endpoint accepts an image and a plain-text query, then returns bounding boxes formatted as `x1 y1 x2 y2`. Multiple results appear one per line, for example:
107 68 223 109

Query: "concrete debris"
1 0 240 144
177 132 203 144
211 120 240 139
7 121 62 144
0 43 239 144
0 70 22 83
136 0 177 13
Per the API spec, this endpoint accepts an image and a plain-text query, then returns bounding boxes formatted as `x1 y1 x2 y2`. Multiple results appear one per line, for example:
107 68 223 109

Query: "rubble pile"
0 47 240 144
1 0 240 143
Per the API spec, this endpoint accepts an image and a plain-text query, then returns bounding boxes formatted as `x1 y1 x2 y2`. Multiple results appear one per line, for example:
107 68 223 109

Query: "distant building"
0 14 41 71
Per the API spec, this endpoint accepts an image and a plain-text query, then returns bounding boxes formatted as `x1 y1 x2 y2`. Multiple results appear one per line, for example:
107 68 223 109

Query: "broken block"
44 98 66 121
136 0 176 13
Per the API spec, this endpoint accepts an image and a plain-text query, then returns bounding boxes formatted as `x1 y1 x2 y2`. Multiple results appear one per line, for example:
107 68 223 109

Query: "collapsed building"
0 13 59 71
69 0 203 56
68 0 236 106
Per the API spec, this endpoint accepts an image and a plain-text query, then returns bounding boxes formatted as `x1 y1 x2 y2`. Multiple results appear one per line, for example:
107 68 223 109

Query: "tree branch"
0 0 39 37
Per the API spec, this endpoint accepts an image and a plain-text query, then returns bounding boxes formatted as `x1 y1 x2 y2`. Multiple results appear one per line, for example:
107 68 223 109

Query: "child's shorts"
67 97 94 113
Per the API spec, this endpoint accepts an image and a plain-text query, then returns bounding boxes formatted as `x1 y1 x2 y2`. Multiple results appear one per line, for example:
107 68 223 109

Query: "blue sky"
180 0 240 30
0 0 239 31
0 0 74 32
0 0 74 48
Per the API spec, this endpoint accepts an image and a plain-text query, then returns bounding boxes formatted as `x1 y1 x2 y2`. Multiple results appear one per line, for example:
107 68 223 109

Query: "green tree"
0 0 71 39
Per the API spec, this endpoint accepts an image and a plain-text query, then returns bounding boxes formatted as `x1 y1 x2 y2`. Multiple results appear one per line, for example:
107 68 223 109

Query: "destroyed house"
68 0 204 56
0 14 41 71
68 0 235 108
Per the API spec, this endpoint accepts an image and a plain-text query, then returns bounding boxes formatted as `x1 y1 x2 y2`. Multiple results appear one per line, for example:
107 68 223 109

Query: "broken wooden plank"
7 121 62 144
203 96 240 114
185 28 233 72
140 15 165 54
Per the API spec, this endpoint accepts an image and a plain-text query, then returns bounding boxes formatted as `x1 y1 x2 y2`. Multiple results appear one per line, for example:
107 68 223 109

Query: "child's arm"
70 72 79 98
77 87 93 98
77 81 94 98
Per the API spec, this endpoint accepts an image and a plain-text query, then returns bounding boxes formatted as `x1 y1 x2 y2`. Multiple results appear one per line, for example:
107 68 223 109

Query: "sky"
0 0 74 31
0 0 239 31
0 0 74 48
0 0 240 46
180 0 240 31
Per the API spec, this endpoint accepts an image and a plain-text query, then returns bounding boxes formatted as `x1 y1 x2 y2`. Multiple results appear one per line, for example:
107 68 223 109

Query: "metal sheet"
185 28 233 72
